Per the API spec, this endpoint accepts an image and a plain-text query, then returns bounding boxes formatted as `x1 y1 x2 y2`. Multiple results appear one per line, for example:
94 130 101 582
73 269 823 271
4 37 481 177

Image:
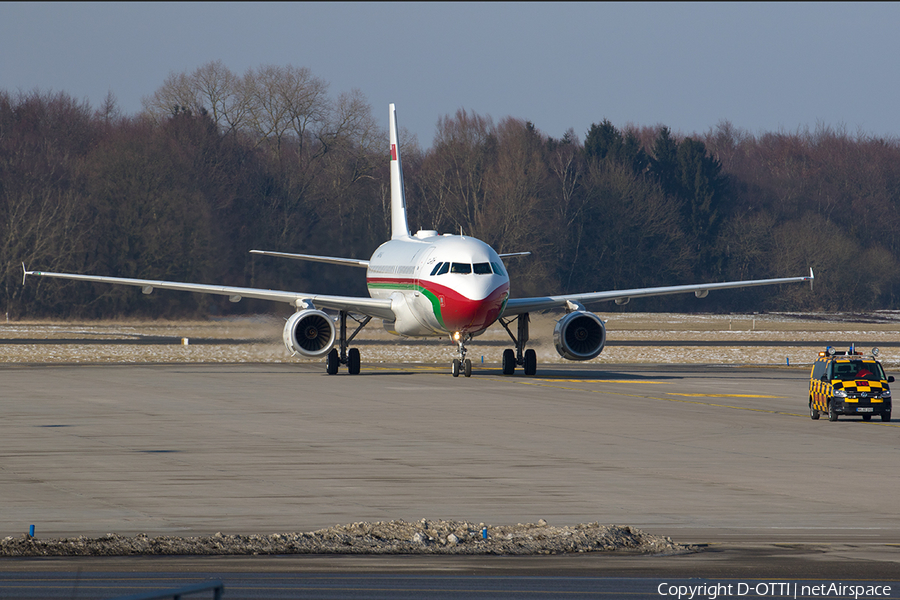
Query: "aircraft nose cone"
441 282 509 332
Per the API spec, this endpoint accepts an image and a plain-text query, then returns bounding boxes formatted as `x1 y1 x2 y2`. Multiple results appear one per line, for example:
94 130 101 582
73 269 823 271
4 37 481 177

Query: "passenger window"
473 262 492 274
450 263 472 274
436 262 450 275
430 262 444 276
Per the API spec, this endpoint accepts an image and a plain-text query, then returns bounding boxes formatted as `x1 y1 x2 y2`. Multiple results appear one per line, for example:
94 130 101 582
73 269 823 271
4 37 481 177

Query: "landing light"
453 331 461 342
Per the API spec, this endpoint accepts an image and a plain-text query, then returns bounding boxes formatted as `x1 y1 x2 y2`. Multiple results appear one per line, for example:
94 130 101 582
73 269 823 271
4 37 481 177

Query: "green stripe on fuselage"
366 281 445 329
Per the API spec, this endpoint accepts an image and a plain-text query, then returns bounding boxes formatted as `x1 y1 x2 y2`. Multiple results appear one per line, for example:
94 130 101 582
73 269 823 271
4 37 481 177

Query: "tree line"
3 62 900 319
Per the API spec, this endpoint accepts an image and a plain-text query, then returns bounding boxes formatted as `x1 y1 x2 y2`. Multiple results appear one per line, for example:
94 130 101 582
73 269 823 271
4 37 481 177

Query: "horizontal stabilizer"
250 250 369 268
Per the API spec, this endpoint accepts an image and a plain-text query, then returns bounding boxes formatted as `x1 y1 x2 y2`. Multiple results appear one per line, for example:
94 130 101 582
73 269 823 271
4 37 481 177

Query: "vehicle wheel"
502 349 515 375
882 413 892 422
451 359 460 377
862 413 872 421
348 348 361 375
524 349 537 376
464 358 472 377
809 400 819 420
828 400 839 421
326 348 339 375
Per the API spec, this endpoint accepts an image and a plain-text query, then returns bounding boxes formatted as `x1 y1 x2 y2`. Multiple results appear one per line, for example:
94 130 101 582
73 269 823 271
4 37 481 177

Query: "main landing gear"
326 311 371 375
499 313 537 376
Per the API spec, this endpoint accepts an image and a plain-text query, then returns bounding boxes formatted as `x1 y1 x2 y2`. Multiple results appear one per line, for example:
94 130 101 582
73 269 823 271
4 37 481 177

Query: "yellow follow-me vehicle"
809 346 893 422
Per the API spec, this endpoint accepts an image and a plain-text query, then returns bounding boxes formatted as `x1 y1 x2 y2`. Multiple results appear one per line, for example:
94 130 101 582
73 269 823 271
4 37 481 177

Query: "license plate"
858 407 874 413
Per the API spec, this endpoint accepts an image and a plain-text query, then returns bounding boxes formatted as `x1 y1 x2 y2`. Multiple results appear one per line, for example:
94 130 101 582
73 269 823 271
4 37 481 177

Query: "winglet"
809 267 814 291
389 104 411 239
22 263 27 286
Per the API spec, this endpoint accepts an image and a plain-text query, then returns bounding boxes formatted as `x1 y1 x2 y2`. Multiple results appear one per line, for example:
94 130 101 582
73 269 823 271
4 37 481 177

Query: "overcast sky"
2 2 897 147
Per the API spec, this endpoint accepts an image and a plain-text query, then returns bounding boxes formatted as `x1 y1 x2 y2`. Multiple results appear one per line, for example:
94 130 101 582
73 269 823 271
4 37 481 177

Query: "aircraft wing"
250 250 369 268
23 269 395 320
501 269 814 316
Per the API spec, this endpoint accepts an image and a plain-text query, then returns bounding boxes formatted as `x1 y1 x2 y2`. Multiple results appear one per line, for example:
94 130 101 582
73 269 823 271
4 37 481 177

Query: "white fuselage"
365 232 510 337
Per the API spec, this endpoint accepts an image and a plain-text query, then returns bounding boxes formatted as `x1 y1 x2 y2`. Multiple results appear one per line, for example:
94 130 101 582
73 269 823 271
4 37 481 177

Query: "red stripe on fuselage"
367 277 509 333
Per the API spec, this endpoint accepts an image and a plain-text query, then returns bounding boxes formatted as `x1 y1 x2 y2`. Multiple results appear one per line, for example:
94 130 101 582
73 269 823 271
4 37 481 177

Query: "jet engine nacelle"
553 311 607 361
283 309 336 358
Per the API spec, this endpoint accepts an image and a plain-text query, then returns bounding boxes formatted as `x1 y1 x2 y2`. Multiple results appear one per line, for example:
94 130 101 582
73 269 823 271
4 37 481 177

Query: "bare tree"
0 91 95 316
142 70 201 119
324 89 380 154
193 60 249 134
242 64 329 155
422 109 494 232
481 118 548 252
546 129 586 290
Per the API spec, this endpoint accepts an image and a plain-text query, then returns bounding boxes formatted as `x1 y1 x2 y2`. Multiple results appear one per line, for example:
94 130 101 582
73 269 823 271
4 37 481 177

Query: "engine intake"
554 311 606 361
283 309 336 358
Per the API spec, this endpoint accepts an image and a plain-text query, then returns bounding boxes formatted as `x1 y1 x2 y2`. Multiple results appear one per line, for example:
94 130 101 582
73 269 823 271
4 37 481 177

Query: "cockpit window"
430 261 503 276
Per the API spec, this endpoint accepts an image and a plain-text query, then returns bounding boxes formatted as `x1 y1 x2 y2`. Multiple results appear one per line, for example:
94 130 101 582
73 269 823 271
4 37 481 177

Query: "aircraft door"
412 245 442 333
414 246 438 290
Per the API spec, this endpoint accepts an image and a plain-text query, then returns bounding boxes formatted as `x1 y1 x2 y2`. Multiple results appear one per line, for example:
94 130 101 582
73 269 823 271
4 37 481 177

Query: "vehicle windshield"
832 360 885 381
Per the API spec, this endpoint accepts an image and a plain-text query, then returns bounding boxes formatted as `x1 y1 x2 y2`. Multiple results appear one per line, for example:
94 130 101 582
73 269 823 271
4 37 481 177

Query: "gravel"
4 312 900 366
0 519 691 557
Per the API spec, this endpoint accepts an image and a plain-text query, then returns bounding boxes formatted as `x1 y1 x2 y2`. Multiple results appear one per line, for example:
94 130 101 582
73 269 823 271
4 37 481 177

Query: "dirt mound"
0 519 691 557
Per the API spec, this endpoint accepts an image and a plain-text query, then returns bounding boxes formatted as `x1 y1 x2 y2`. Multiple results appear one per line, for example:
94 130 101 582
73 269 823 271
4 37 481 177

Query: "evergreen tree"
584 119 647 175
676 137 727 245
649 126 679 196
584 119 620 162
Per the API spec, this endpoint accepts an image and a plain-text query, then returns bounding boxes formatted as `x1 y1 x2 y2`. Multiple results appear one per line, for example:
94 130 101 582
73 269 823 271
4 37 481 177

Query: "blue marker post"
481 527 487 539
28 525 34 538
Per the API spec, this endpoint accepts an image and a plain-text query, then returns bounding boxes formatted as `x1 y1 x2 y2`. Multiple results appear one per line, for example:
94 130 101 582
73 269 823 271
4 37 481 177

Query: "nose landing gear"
451 332 473 377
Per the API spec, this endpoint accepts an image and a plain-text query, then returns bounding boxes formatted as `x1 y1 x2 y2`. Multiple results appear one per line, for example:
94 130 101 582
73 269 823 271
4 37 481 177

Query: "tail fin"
389 103 411 239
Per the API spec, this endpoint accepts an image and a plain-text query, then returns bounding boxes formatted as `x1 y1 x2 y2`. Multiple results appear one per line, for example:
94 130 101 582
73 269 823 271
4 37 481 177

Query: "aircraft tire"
348 348 361 375
452 359 461 377
326 348 339 375
464 358 472 377
502 349 515 375
524 349 537 376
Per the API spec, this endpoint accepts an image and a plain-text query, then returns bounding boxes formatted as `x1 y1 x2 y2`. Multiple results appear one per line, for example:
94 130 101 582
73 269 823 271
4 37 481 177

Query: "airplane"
24 104 814 378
